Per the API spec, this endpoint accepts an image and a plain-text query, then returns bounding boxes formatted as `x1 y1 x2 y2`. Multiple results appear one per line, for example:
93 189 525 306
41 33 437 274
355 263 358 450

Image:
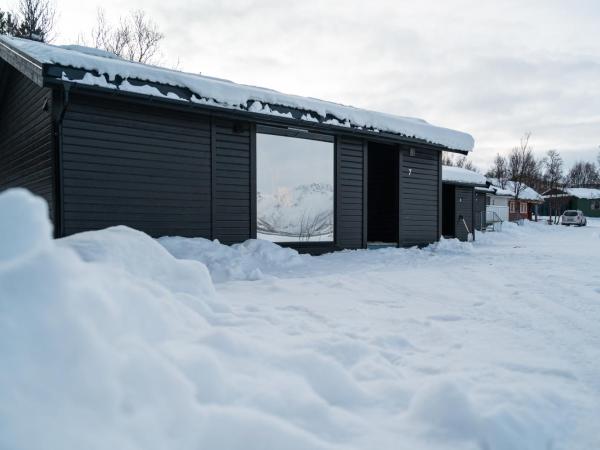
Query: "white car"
561 210 587 226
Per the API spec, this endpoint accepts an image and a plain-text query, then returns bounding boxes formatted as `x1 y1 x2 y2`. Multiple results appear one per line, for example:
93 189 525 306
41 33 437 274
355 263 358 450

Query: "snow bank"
0 36 474 152
158 236 304 283
0 189 328 450
60 226 215 298
442 165 487 186
2 189 597 450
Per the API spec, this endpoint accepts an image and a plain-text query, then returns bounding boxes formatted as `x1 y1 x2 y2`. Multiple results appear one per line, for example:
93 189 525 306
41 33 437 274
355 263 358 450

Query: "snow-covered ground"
1 189 600 450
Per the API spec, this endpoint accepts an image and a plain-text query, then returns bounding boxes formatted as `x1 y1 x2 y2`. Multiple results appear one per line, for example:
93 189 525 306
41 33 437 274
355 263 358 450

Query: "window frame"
255 127 336 244
519 202 528 214
509 201 516 213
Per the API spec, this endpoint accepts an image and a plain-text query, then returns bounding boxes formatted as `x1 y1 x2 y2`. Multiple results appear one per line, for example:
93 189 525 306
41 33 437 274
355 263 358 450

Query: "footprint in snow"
427 314 463 322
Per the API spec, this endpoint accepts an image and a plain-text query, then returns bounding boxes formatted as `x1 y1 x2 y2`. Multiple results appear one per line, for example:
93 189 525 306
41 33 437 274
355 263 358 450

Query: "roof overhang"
0 36 473 154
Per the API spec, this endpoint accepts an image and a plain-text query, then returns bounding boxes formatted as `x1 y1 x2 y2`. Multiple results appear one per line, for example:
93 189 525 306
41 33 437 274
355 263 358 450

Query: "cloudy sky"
40 0 600 170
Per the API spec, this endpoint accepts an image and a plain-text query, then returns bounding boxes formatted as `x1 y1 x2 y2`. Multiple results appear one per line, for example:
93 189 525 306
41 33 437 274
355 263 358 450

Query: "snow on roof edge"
0 36 475 152
442 165 487 186
488 179 543 202
565 188 600 199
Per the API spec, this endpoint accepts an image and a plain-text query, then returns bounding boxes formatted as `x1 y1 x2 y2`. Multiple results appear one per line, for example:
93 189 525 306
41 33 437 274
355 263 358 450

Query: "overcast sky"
41 0 600 170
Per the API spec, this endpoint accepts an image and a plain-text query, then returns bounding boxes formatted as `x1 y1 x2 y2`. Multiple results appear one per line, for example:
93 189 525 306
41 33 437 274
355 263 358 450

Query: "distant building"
541 188 600 218
488 180 544 222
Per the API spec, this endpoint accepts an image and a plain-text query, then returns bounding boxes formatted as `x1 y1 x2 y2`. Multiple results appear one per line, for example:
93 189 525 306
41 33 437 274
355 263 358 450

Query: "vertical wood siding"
336 137 365 249
473 190 485 231
0 65 55 221
212 119 251 244
398 147 440 246
454 186 474 241
61 95 211 237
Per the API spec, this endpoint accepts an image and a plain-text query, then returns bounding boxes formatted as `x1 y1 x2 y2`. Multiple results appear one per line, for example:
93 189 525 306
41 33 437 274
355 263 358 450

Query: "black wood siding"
0 64 55 221
398 147 440 246
336 137 365 249
212 119 251 244
455 186 474 241
60 94 211 237
474 190 485 231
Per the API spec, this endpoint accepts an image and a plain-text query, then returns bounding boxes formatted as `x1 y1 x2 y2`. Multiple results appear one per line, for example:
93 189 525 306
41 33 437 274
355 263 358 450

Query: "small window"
520 202 528 214
591 200 600 210
509 201 516 213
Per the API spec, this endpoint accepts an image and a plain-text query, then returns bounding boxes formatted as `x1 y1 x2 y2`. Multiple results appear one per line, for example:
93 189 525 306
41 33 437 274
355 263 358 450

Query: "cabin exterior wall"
1 77 449 253
0 64 56 224
454 186 474 241
398 147 441 246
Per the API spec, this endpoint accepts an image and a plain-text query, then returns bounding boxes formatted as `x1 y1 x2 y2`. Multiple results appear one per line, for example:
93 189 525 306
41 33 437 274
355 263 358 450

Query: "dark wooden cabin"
0 36 475 253
441 166 487 241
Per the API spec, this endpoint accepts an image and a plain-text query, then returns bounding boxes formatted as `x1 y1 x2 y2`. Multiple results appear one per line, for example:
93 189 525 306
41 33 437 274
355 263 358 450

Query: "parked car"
561 210 587 226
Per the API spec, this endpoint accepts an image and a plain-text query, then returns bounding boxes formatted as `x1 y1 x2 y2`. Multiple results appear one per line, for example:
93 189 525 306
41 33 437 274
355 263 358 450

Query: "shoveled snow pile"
157 236 304 283
442 165 487 185
0 35 474 152
2 188 600 450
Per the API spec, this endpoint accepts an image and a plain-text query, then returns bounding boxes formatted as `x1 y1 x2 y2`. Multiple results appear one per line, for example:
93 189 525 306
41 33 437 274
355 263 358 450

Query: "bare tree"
508 132 538 199
565 161 599 187
542 150 564 224
13 0 55 42
442 152 478 172
441 152 454 166
0 10 19 36
88 9 164 64
486 153 509 188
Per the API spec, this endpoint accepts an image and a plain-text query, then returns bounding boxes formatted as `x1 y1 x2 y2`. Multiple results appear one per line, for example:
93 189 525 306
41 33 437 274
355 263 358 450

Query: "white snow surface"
442 165 487 185
565 188 600 199
2 188 600 450
0 35 474 152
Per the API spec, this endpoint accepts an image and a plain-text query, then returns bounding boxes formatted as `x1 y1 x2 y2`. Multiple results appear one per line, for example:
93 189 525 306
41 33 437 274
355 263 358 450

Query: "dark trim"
334 135 341 247
249 122 257 239
472 187 476 241
280 241 336 255
43 77 466 153
0 40 44 86
210 116 216 239
362 140 369 249
0 61 9 106
256 124 334 142
438 151 443 239
397 144 403 247
442 180 487 188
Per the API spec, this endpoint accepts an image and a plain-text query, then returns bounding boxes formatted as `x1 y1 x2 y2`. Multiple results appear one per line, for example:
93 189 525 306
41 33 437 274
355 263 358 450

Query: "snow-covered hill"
2 188 600 450
257 183 334 242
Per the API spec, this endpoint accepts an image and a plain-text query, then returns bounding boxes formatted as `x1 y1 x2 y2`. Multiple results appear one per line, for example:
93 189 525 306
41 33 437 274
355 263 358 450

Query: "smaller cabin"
488 180 543 222
441 166 487 241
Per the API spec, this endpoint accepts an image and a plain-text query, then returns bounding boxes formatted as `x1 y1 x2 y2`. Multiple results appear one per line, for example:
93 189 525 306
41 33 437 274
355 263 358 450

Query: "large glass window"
256 132 334 242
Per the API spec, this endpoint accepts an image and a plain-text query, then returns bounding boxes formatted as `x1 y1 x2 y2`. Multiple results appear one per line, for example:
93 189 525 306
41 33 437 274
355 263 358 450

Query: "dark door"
367 143 399 244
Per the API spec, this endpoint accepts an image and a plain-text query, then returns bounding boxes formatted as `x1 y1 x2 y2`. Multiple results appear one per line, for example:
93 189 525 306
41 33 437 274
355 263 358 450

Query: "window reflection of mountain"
257 182 334 240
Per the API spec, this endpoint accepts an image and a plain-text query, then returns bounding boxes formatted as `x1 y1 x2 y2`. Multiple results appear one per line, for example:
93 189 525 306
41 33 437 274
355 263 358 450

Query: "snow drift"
1 189 598 450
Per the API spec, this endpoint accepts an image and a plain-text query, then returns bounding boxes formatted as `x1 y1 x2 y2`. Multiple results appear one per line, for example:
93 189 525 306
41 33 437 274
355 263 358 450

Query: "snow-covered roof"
564 188 600 199
442 165 487 186
0 36 475 152
488 179 543 202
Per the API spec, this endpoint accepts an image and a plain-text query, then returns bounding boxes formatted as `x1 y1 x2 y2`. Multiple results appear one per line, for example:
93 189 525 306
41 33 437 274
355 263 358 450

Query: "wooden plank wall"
0 65 55 222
